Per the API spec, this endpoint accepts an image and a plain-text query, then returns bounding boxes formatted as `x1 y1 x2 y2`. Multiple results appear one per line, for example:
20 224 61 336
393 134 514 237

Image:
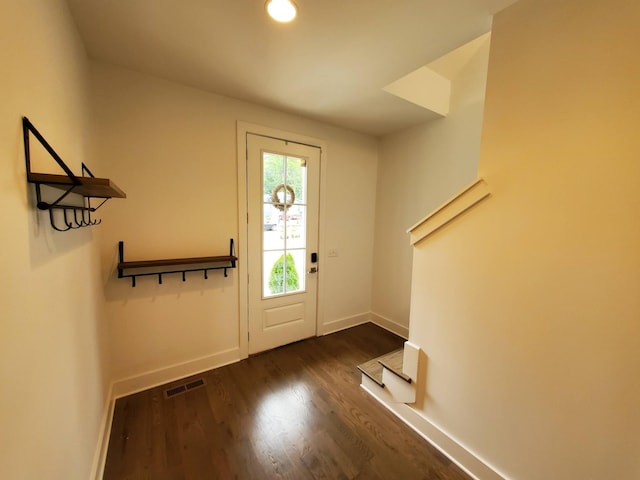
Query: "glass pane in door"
262 151 307 298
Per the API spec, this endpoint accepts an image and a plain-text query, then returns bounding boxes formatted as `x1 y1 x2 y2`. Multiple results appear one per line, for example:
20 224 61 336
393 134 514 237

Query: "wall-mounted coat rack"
23 116 126 231
117 239 237 287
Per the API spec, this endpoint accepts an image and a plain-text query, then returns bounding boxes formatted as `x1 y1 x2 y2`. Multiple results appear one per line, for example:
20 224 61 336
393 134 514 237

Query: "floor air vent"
164 378 206 399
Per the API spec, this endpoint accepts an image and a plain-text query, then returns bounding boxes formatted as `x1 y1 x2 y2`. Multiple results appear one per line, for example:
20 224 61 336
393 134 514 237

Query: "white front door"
247 133 320 354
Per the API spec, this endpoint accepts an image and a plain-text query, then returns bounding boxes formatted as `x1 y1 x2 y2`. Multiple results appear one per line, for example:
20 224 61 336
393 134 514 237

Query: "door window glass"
262 151 307 297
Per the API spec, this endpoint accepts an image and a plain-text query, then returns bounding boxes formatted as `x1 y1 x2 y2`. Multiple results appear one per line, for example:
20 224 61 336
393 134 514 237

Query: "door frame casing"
236 121 327 359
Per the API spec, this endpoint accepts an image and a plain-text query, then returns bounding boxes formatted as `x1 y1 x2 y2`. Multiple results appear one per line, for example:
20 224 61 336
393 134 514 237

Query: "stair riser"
360 374 398 404
382 368 416 403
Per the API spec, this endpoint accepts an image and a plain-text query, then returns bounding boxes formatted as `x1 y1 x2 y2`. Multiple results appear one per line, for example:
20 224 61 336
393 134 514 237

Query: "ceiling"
66 0 518 137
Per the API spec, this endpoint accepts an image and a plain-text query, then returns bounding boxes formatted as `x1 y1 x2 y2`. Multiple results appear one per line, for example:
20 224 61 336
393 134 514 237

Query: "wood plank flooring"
104 323 471 480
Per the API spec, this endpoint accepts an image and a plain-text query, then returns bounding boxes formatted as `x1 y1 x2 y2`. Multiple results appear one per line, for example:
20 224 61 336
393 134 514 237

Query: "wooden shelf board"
119 255 237 270
27 172 126 198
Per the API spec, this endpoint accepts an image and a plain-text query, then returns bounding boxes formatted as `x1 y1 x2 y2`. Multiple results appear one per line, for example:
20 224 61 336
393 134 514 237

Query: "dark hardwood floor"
104 323 471 480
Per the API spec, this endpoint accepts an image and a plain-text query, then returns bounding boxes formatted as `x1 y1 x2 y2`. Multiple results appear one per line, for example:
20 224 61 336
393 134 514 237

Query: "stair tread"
357 356 385 387
378 350 412 383
358 348 406 387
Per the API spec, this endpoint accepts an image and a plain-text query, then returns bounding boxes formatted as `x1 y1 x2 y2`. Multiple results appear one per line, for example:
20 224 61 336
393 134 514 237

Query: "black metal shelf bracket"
117 239 237 287
22 116 123 231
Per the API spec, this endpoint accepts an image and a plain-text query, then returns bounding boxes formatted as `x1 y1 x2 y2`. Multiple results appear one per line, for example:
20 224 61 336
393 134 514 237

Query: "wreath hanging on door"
271 183 295 211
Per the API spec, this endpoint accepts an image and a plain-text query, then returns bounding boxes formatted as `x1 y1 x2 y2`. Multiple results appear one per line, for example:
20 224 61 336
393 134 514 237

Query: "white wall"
408 0 640 478
372 37 491 333
0 1 110 479
90 62 378 387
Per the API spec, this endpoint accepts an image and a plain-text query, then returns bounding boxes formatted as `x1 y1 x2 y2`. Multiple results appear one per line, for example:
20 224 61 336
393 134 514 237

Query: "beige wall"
8 1 636 478
90 62 378 384
0 1 110 479
408 0 640 478
372 38 490 331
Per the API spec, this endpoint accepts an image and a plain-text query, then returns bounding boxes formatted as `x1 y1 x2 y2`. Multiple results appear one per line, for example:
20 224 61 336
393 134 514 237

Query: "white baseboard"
90 383 115 480
320 312 370 335
112 347 243 399
370 312 409 339
361 382 508 480
321 312 409 338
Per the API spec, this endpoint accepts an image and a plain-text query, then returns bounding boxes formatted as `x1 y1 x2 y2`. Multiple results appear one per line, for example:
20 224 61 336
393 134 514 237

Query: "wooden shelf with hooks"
27 172 126 199
23 116 126 231
117 239 237 287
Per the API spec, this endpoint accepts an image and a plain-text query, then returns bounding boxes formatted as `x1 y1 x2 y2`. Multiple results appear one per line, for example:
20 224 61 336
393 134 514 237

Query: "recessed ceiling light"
265 0 297 23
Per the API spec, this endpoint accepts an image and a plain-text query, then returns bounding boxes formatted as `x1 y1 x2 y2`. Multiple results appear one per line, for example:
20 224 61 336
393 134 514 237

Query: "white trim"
90 383 115 480
407 178 490 246
236 124 250 359
320 312 370 335
321 313 409 338
402 341 420 380
236 121 328 350
360 382 509 480
111 347 242 399
370 311 409 339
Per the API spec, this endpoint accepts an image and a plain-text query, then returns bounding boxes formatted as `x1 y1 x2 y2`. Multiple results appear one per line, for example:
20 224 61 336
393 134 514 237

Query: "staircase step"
378 350 412 383
358 356 385 387
358 348 410 387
